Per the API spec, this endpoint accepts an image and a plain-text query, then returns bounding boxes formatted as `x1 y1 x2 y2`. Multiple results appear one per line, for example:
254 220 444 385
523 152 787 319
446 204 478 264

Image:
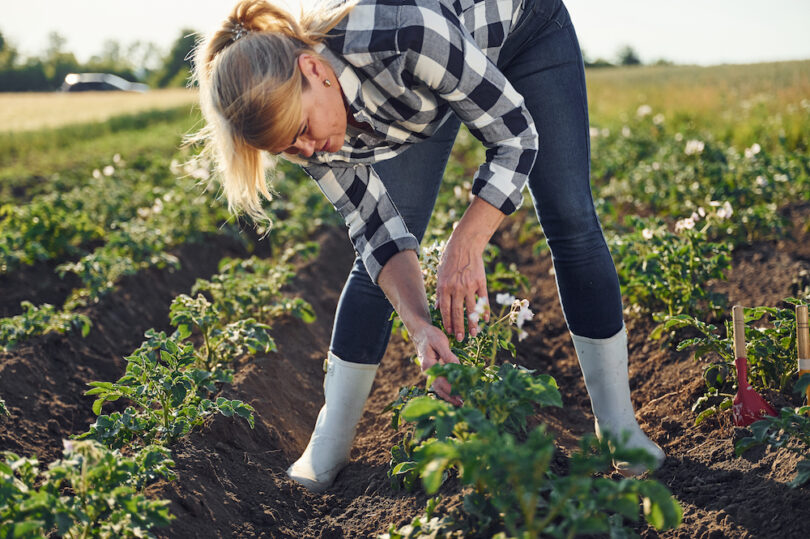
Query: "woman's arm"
378 250 463 406
437 195 505 341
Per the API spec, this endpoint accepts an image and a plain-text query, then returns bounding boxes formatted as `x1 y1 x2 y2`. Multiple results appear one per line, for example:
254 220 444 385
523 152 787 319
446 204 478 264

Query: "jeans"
329 0 624 365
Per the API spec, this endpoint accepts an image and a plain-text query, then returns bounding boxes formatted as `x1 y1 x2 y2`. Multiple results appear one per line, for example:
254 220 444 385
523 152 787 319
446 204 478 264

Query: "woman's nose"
297 137 317 157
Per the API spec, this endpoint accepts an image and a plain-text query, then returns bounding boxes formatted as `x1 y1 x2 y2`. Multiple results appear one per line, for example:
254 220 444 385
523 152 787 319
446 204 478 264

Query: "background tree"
617 45 642 66
42 31 80 88
150 29 196 88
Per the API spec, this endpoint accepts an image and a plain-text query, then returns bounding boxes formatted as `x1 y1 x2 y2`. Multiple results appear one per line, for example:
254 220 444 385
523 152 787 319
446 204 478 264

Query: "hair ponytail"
189 0 357 224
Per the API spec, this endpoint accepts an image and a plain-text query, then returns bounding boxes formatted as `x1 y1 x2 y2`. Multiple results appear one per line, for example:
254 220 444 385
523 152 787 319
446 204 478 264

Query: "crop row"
382 241 682 537
1 236 321 537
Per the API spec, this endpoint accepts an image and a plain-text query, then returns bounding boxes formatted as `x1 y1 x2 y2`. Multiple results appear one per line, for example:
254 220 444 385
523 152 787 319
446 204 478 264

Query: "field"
1 60 809 538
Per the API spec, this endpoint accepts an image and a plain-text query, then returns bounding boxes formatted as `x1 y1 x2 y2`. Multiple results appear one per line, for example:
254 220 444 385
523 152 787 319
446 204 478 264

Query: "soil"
2 206 810 538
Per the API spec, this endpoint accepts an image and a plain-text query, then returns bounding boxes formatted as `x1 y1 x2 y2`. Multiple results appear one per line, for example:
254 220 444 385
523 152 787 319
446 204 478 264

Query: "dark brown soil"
2 206 810 538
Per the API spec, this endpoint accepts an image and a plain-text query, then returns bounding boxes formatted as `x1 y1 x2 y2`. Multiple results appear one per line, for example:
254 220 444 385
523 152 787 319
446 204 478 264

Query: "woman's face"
278 54 347 158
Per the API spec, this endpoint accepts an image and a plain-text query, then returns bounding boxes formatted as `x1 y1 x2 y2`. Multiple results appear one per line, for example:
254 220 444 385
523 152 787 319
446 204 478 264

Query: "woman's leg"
329 115 462 364
289 115 462 492
498 1 664 472
499 0 622 340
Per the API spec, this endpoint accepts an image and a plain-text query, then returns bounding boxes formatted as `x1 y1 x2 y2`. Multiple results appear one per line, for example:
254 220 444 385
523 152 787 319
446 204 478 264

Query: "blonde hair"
190 0 356 223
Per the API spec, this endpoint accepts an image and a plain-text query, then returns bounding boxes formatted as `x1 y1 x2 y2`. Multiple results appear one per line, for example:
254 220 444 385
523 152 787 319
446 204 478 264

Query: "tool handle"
798 305 810 360
732 305 746 359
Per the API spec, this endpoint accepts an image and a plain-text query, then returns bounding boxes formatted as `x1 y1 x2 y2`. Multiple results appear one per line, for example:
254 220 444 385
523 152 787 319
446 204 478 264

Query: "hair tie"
232 22 249 42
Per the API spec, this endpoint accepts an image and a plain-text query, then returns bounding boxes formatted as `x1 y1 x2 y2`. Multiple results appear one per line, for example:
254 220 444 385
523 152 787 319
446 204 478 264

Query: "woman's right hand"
410 323 463 406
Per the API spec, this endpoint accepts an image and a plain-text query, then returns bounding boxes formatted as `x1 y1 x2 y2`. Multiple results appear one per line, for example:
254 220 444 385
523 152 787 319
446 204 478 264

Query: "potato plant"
665 297 809 424
0 301 90 351
385 239 682 537
609 214 731 330
1 440 174 538
79 329 256 448
734 375 810 488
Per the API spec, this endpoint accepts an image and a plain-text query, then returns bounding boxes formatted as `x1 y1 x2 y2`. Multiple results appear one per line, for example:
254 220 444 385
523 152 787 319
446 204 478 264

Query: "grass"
0 105 203 204
586 60 810 150
0 89 197 133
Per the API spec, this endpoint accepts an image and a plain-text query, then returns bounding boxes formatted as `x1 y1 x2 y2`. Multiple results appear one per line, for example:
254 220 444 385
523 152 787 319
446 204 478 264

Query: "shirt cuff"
471 177 523 216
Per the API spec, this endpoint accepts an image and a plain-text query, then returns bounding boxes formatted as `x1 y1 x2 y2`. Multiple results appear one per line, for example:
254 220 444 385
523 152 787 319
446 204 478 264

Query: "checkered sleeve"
397 0 538 214
303 161 419 283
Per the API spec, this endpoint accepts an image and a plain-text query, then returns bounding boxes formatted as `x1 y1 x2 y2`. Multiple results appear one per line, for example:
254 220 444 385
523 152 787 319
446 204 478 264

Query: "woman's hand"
410 323 463 406
436 196 505 341
436 236 488 341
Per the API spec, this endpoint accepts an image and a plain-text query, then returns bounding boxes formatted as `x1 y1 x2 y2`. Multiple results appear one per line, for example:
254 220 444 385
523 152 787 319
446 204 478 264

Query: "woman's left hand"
436 233 489 342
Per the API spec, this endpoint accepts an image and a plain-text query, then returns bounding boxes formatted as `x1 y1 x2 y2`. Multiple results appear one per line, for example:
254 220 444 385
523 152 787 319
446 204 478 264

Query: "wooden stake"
797 305 810 404
732 305 746 359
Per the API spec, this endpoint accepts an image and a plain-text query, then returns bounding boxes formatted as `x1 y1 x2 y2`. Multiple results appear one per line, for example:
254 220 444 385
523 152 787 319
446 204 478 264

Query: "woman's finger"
451 289 465 341
432 377 463 406
437 284 453 336
465 292 478 337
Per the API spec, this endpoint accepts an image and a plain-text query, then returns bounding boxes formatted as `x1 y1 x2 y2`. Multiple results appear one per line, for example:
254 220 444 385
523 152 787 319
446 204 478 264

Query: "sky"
2 0 810 66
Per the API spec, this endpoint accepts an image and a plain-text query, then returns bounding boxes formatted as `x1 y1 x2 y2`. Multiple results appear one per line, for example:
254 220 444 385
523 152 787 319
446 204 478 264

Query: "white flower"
652 161 661 171
774 173 788 182
684 139 704 156
589 126 599 138
755 175 767 187
690 211 700 221
744 143 761 159
675 217 695 232
636 104 652 117
653 113 665 125
642 228 654 240
92 169 102 179
708 200 721 207
698 207 706 217
622 126 631 138
454 185 463 199
113 153 122 164
511 299 534 328
518 330 528 342
62 439 75 454
674 132 684 142
469 297 488 326
102 165 115 176
717 201 733 220
496 293 516 306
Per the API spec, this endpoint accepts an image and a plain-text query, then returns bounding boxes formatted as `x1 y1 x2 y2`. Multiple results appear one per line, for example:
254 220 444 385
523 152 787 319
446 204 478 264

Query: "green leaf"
640 481 682 530
789 460 810 488
92 397 105 416
401 397 447 421
421 458 447 494
12 521 46 536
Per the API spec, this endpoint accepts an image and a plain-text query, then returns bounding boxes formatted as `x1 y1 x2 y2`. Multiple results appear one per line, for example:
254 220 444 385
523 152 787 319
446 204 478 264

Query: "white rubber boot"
571 325 665 475
286 351 379 492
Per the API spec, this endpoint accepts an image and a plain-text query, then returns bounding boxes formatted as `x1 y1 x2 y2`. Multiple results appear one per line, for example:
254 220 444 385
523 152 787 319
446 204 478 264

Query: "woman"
194 0 665 492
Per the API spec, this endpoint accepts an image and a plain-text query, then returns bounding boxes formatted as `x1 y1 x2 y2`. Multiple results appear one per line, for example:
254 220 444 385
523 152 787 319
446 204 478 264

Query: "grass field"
0 88 198 132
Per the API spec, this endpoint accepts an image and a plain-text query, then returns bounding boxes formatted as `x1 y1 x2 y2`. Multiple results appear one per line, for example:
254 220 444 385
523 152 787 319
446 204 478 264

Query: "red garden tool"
797 304 810 405
731 305 777 426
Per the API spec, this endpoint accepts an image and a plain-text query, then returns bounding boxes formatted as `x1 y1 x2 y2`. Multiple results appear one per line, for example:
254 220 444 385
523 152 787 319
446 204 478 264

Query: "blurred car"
61 73 149 92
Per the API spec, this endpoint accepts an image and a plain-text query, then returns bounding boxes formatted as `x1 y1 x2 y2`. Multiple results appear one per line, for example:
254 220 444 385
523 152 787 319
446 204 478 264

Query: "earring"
323 79 332 87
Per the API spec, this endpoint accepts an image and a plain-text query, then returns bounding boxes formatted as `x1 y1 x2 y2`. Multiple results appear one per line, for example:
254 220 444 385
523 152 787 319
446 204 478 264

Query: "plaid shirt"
301 0 538 283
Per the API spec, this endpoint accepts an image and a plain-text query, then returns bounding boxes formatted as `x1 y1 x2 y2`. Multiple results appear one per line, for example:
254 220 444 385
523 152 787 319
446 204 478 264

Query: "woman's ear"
297 53 322 82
